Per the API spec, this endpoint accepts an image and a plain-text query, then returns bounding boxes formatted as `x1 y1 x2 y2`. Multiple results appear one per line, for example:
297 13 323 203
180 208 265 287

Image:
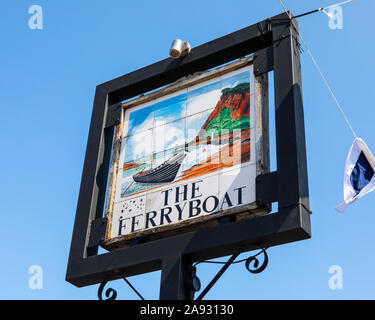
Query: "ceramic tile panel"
218 126 256 175
143 174 220 233
218 67 257 172
221 66 255 129
221 65 255 97
109 64 263 241
153 118 186 155
185 108 214 142
218 164 256 211
122 129 153 164
182 142 219 176
111 195 146 238
123 100 155 137
186 77 221 117
154 89 187 126
114 164 155 202
183 109 213 171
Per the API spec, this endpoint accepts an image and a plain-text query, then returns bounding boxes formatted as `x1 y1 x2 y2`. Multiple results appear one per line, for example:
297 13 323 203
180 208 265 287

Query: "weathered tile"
111 195 146 238
185 108 213 143
122 129 153 164
154 90 187 126
123 100 155 136
110 64 262 241
219 127 255 173
141 174 220 234
182 142 221 178
221 65 254 97
218 164 256 211
115 156 156 202
153 118 185 154
222 66 255 129
145 188 180 229
187 78 221 117
183 109 219 174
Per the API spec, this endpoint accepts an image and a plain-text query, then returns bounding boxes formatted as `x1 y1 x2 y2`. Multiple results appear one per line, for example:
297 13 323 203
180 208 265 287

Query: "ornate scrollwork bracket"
97 247 269 300
97 277 144 300
98 280 118 300
244 247 269 274
194 246 269 300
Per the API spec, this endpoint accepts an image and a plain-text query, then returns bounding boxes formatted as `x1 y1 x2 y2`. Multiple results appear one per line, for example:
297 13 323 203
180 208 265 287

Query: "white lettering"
28 5 43 30
328 265 343 290
28 265 43 290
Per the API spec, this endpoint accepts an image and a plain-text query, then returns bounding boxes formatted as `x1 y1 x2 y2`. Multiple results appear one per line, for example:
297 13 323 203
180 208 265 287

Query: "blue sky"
1 0 375 300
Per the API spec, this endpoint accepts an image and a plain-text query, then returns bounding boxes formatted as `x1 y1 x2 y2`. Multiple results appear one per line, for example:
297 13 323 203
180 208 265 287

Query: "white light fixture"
169 39 191 59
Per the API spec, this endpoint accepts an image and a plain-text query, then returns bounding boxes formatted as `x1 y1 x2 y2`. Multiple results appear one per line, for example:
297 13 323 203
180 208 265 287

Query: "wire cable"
279 0 358 139
292 1 355 19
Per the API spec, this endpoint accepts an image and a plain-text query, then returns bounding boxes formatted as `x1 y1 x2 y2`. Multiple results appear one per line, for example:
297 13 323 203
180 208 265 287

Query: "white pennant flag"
335 138 375 212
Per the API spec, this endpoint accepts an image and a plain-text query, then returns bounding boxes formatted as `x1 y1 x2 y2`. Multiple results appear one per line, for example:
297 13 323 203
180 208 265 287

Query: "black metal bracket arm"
96 247 269 300
193 246 269 300
98 277 145 300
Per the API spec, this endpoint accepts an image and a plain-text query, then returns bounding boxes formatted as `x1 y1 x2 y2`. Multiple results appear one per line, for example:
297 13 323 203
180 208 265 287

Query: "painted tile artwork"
110 65 259 239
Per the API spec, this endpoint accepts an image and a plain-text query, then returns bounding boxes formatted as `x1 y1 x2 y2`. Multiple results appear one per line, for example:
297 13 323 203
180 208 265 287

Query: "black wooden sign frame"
66 12 311 299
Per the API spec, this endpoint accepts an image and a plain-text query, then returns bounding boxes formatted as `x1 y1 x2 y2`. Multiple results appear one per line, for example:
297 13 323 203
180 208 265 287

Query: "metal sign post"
66 12 311 300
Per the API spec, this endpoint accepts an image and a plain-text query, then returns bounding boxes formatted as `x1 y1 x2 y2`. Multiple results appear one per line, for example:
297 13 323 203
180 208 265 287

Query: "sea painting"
117 68 252 199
